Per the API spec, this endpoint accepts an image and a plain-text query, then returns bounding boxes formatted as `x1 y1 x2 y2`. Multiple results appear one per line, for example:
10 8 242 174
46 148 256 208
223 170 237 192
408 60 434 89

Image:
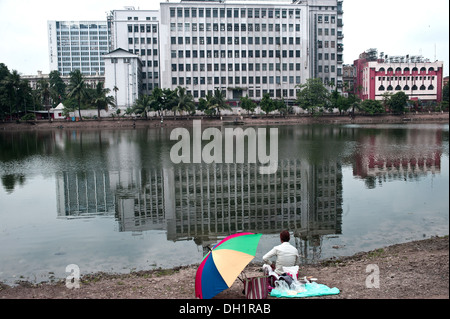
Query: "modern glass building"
47 20 111 76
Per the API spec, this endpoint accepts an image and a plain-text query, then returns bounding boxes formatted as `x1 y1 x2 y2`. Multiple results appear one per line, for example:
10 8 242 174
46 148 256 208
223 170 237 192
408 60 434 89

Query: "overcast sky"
0 0 448 76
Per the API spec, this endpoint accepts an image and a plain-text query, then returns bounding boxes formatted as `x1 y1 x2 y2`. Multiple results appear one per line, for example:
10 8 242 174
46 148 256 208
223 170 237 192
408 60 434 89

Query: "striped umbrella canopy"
195 232 262 299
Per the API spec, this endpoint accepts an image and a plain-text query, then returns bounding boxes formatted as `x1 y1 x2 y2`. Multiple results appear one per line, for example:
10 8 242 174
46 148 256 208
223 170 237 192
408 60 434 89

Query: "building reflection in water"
56 159 343 263
352 128 442 187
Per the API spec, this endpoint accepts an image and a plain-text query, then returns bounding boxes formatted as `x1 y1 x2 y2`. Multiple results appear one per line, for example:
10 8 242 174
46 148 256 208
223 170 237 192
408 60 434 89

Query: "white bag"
282 265 299 278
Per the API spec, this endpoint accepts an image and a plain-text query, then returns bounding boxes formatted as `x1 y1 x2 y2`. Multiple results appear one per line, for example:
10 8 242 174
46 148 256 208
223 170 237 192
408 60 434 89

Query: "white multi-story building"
307 0 344 87
47 20 110 76
103 48 142 109
108 8 161 95
158 0 343 102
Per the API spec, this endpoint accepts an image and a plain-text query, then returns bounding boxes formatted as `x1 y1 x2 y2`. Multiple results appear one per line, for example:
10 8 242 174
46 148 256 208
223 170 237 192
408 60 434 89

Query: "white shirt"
263 242 299 275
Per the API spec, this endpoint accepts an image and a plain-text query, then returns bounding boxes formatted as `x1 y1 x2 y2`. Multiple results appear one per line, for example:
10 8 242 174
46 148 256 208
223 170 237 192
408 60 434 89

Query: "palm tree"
148 87 165 117
37 79 51 120
132 94 153 119
67 69 88 120
173 86 195 118
48 70 66 104
92 82 115 119
212 89 231 116
3 70 21 119
203 91 217 115
163 88 177 116
113 86 119 108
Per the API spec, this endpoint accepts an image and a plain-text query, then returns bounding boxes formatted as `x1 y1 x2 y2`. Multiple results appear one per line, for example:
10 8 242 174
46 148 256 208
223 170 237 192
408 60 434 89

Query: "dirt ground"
0 236 447 299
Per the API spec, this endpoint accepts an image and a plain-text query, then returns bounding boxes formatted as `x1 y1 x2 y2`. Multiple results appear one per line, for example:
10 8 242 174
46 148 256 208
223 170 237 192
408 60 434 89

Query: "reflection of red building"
353 129 442 179
354 49 444 103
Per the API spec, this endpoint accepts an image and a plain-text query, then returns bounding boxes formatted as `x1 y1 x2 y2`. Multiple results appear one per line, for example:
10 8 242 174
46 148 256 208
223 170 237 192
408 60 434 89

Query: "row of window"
169 7 303 20
170 62 303 72
57 31 108 36
169 36 303 46
169 22 302 33
56 23 107 30
318 53 337 60
126 16 158 21
128 48 159 56
127 25 159 33
59 51 107 56
60 57 103 61
60 62 104 67
58 38 109 44
378 84 435 91
170 75 302 86
59 44 109 49
125 37 158 45
170 49 302 59
378 76 435 81
377 66 436 74
156 88 300 99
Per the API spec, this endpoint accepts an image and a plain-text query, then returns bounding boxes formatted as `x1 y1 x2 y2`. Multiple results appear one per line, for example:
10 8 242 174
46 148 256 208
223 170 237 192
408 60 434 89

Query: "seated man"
263 230 299 276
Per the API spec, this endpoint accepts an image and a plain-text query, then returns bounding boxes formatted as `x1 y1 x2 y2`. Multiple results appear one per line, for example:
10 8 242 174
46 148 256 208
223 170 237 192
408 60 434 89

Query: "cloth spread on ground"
270 282 340 298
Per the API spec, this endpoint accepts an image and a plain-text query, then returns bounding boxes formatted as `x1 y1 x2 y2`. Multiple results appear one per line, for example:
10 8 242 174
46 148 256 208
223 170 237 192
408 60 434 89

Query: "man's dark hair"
280 230 290 242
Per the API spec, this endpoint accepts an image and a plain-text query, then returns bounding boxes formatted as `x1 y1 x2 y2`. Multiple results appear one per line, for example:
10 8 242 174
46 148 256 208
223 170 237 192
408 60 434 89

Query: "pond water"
0 122 448 285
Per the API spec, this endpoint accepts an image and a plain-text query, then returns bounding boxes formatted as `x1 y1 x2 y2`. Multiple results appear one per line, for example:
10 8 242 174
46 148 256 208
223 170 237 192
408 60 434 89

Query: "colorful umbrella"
195 232 262 299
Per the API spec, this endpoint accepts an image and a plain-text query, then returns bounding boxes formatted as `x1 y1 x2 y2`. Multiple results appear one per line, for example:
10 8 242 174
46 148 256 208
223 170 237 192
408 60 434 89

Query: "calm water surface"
0 123 448 285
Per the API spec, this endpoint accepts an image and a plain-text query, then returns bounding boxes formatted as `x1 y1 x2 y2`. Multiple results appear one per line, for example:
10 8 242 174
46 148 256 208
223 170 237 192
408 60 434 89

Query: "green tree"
212 89 230 116
239 95 256 114
0 63 11 119
162 88 177 115
329 88 340 112
2 69 22 119
148 87 165 117
441 82 449 111
274 99 289 115
198 92 216 116
132 94 152 119
360 99 384 115
388 92 408 114
67 69 88 120
36 79 52 120
17 78 33 115
296 78 330 114
48 70 66 105
172 86 195 117
260 93 275 115
92 82 115 119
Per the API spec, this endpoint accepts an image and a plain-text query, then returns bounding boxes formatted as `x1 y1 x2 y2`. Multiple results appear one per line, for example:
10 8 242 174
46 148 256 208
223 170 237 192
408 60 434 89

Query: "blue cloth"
270 282 340 298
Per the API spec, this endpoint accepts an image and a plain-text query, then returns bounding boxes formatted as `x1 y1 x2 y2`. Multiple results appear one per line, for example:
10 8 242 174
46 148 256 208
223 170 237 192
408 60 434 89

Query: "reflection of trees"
1 174 25 193
0 131 57 162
